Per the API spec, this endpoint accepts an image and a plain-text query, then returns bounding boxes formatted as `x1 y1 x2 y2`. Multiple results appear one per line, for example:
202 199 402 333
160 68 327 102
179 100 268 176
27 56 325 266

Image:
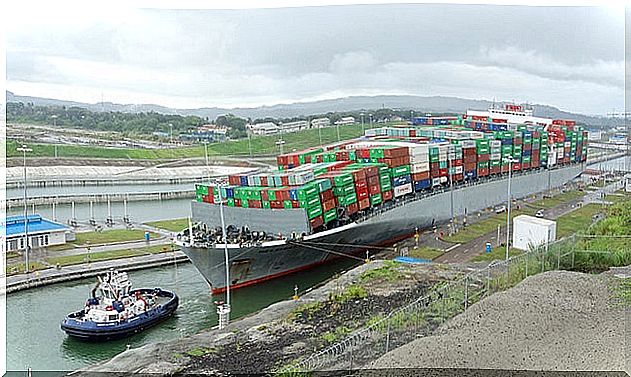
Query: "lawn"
72 229 160 245
6 122 390 160
408 247 443 260
533 190 585 210
46 244 179 267
555 203 604 238
145 218 189 232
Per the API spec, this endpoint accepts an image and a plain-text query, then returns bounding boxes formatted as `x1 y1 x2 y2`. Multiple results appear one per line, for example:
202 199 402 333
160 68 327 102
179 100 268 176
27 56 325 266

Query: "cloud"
5 3 625 114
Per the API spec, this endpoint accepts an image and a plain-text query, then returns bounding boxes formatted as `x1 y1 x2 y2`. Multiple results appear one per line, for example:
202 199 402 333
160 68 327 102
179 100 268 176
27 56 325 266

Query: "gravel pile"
370 270 628 372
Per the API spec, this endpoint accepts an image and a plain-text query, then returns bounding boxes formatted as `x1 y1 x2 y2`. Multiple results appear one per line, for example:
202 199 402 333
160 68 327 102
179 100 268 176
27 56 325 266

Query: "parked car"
535 209 545 218
494 205 507 214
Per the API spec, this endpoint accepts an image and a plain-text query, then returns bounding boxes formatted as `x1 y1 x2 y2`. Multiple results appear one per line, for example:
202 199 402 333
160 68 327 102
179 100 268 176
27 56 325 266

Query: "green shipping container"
323 209 337 223
297 184 319 200
369 148 385 159
195 193 203 202
307 206 323 220
390 165 411 177
241 200 249 208
334 184 355 197
283 200 293 209
370 193 382 206
262 201 271 209
227 198 235 207
195 184 209 195
267 189 277 201
299 196 321 209
339 193 357 206
333 173 354 187
313 178 333 193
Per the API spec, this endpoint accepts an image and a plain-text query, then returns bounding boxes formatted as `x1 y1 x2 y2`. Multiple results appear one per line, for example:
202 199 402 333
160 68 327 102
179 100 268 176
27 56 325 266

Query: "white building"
249 122 280 135
587 130 603 141
311 117 331 129
3 214 73 252
280 120 309 133
512 215 556 251
335 116 356 126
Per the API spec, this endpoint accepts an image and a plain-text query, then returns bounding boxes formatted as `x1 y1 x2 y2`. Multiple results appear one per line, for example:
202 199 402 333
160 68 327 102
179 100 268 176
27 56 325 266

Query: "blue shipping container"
414 179 431 191
240 176 248 186
393 174 412 186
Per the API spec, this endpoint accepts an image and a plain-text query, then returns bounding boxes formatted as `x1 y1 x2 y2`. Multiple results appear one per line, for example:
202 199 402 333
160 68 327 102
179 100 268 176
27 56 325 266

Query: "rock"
282 341 307 355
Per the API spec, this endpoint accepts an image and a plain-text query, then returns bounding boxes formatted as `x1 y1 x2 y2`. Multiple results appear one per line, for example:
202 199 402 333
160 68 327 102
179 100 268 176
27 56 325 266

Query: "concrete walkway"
4 250 189 294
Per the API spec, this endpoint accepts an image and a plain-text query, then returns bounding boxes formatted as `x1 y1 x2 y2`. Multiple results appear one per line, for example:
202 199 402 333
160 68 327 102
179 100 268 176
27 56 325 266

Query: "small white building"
512 215 556 251
311 118 331 129
335 116 356 126
3 214 73 252
248 122 279 135
280 120 309 133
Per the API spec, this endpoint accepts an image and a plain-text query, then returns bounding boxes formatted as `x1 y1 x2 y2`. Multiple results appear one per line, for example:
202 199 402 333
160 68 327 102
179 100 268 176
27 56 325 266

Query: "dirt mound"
371 270 628 372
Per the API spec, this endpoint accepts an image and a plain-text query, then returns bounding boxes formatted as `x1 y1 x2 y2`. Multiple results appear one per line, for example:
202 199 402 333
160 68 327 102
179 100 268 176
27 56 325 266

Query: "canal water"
6 259 359 372
5 182 194 200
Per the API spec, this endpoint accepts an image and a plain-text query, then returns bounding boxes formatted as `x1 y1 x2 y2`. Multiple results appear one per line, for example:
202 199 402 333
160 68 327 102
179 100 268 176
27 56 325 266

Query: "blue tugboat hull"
61 288 179 341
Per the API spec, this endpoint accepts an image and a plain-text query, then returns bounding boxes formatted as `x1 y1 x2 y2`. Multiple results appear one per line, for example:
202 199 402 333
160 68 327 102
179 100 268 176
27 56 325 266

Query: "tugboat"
60 269 179 341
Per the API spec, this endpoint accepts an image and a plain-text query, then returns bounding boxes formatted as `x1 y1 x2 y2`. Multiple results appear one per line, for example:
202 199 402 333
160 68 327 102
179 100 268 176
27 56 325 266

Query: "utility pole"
505 158 516 260
17 145 32 273
217 180 231 328
360 112 365 136
449 149 455 235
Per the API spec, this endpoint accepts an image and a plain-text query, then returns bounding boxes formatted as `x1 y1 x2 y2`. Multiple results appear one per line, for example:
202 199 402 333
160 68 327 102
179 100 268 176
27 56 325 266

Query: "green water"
7 259 358 372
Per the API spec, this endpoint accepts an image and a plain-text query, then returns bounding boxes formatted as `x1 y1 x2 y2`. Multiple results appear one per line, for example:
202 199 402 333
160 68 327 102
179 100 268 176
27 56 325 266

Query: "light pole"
203 141 209 166
336 121 340 142
448 148 455 235
17 145 32 273
217 180 231 327
504 157 518 261
169 123 173 144
369 113 373 131
410 110 414 123
360 112 365 135
247 131 253 157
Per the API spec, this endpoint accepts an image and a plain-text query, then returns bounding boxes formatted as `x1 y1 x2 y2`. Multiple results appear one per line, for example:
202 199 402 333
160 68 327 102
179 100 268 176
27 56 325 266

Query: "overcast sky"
5 2 625 115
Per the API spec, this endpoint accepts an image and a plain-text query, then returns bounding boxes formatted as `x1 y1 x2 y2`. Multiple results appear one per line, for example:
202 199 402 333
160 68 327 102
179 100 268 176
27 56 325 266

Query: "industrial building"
512 215 556 251
310 118 331 128
280 121 309 133
249 122 280 135
3 214 74 252
334 116 356 126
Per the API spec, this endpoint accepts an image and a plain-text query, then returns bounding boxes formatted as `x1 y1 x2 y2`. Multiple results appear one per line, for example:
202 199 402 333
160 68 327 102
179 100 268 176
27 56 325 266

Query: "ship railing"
281 235 583 373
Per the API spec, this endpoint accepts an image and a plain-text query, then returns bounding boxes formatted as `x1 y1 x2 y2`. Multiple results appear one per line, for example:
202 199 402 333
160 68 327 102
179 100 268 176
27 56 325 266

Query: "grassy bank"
47 244 178 267
72 229 160 245
145 218 189 232
7 122 389 160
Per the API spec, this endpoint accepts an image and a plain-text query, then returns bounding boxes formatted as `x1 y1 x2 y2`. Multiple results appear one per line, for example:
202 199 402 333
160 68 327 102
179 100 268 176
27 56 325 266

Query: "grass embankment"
145 218 189 232
72 229 159 245
5 261 48 275
444 189 585 244
7 122 390 160
47 244 178 267
409 247 443 260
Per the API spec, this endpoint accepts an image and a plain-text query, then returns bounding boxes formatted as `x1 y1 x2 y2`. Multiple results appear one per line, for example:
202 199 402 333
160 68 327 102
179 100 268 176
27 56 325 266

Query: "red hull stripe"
211 231 413 294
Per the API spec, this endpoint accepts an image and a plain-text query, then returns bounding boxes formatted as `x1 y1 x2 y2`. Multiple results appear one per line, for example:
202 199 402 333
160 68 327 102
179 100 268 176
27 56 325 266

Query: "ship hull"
181 164 584 294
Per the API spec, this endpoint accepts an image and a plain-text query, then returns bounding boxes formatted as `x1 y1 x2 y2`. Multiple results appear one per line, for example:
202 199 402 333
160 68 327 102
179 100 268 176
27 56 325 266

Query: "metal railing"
281 235 585 373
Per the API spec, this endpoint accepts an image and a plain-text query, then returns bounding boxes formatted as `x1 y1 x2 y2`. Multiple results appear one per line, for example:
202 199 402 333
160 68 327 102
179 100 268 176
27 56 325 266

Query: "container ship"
178 104 587 294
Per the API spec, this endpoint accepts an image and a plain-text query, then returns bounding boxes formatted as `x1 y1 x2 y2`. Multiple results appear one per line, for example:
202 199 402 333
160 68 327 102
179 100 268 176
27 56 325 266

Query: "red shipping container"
369 184 381 195
356 148 370 159
281 176 290 186
270 200 283 209
261 176 268 187
453 173 464 181
412 172 430 181
452 159 463 166
335 150 349 160
346 202 359 215
522 162 531 169
512 163 522 171
234 199 241 207
477 168 489 177
320 189 335 201
261 190 269 201
464 155 477 164
356 187 369 200
291 200 300 208
383 146 409 158
477 154 490 162
358 198 370 210
355 179 367 190
279 188 291 201
438 168 448 177
464 162 477 171
367 175 380 187
310 215 324 229
500 165 509 173
248 200 262 208
349 169 366 182
489 166 501 175
430 162 440 171
363 165 379 178
409 129 416 137
229 175 240 185
322 198 337 212
382 190 393 201
202 194 211 203
431 168 441 178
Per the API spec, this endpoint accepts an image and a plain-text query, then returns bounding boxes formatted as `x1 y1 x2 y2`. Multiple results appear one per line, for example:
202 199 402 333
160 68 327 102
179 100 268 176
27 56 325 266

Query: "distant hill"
6 91 619 128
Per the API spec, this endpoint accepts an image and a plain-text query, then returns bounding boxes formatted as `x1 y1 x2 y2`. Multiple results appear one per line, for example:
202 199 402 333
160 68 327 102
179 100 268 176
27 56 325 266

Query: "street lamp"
17 144 32 273
216 180 231 328
169 123 173 143
360 112 365 135
369 113 373 130
504 157 519 261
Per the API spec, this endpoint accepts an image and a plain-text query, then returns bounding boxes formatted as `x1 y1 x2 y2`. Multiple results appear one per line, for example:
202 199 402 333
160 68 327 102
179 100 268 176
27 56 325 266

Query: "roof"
513 214 556 227
2 214 70 237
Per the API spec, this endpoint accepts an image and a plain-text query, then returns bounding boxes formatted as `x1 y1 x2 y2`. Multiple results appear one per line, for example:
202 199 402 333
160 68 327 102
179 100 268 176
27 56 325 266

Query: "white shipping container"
455 166 463 174
439 176 448 184
431 177 442 186
410 155 429 164
512 215 556 251
548 151 557 166
564 141 571 148
393 183 413 197
410 162 430 173
490 153 502 160
557 149 564 158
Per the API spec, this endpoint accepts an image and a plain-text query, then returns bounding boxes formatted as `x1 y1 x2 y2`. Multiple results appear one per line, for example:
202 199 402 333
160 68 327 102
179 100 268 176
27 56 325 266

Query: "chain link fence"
281 235 582 374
